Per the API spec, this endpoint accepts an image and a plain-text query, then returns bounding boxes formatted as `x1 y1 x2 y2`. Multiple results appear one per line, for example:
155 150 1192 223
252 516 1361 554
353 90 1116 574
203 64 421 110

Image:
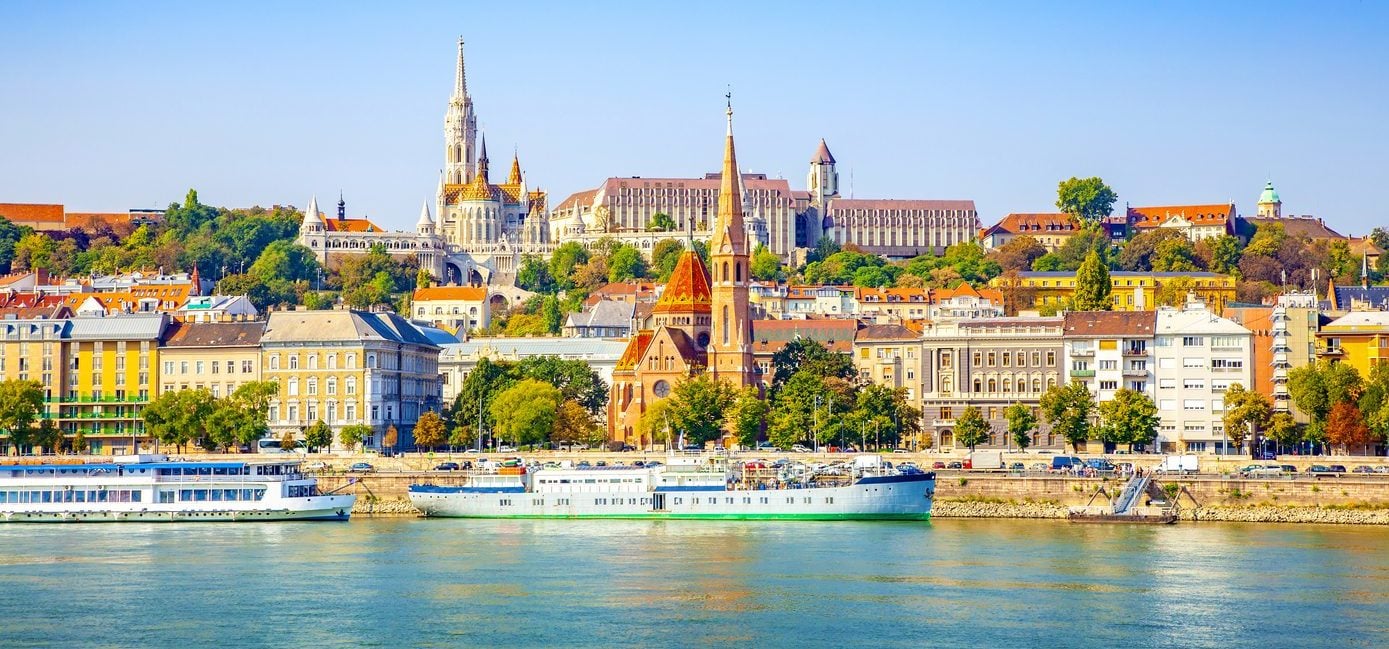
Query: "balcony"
46 395 149 405
1122 348 1147 356
1070 349 1095 357
1071 370 1097 378
1317 347 1344 357
1122 368 1148 377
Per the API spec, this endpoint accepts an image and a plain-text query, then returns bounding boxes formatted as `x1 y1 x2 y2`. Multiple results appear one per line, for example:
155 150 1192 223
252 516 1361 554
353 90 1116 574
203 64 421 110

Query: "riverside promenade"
307 450 1389 524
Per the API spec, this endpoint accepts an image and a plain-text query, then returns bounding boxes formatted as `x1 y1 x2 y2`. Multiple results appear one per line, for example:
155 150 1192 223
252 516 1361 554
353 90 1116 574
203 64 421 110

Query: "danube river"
2 518 1386 648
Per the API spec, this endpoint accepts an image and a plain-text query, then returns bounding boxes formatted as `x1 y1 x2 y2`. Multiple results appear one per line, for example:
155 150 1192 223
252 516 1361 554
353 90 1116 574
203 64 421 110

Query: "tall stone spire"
708 93 755 392
476 133 490 183
508 149 522 185
453 36 468 98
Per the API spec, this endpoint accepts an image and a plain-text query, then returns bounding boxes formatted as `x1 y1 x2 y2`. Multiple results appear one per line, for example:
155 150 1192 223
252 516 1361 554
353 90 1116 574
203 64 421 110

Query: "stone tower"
1257 181 1282 218
708 100 755 388
444 37 478 185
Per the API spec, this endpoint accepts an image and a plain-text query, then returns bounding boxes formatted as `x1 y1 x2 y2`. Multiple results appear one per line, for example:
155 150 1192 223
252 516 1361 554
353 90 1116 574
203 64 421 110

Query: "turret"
417 200 435 236
1257 180 1282 219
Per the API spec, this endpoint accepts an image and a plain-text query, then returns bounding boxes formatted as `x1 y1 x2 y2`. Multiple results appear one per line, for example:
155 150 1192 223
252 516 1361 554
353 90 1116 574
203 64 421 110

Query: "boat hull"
410 475 933 521
0 495 356 523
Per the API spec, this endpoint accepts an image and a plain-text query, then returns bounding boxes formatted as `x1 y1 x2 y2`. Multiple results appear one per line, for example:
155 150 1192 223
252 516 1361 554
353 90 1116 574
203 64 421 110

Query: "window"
163 361 173 375
1211 336 1242 349
1031 352 1040 366
1046 351 1055 366
309 355 318 370
1159 378 1176 389
973 352 982 367
346 377 357 395
1099 360 1117 370
195 361 204 374
1159 399 1177 411
1099 380 1118 390
242 360 253 373
1071 361 1089 371
1182 357 1204 368
307 378 318 395
289 356 299 370
1183 399 1205 411
940 407 953 420
1212 359 1244 370
1183 379 1205 389
327 378 338 395
987 352 996 366
270 356 280 370
1182 336 1204 347
211 361 219 374
1001 353 1009 367
180 361 189 374
288 378 299 396
347 353 357 369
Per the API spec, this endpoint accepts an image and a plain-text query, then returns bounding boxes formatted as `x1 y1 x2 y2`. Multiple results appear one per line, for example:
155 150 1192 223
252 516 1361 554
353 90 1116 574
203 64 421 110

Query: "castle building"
608 102 757 446
299 39 553 286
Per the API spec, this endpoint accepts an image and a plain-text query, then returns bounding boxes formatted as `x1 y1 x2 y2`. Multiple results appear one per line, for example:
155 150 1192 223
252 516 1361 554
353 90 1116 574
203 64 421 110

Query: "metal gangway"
1111 475 1150 515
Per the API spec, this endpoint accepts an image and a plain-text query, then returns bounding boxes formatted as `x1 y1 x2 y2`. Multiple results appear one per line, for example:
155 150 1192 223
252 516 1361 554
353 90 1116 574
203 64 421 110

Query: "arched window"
973 378 982 393
1032 378 1042 393
722 306 730 345
735 262 742 282
722 262 729 282
1003 379 1011 393
327 355 337 370
289 356 299 370
347 354 357 369
308 355 317 370
987 379 997 392
269 356 280 370
367 354 376 369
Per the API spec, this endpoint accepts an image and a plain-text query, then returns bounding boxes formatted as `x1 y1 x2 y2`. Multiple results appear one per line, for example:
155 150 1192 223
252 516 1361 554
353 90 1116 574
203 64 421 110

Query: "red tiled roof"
1127 204 1233 229
855 324 918 341
65 212 130 230
554 189 598 212
0 203 64 224
323 218 386 233
1062 311 1156 336
750 319 857 354
985 213 1080 236
615 329 654 371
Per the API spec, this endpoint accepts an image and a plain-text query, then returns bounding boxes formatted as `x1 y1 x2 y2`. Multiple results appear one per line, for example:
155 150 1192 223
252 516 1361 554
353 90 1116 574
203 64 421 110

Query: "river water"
1 518 1386 648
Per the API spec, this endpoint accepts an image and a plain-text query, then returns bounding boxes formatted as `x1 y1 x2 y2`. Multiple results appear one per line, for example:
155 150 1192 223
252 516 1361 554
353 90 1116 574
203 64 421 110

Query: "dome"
1259 181 1280 205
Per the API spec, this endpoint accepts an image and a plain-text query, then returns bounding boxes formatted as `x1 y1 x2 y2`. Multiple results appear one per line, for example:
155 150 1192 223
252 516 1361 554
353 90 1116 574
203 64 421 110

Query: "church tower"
807 138 839 205
708 99 755 388
1257 181 1282 218
444 37 478 185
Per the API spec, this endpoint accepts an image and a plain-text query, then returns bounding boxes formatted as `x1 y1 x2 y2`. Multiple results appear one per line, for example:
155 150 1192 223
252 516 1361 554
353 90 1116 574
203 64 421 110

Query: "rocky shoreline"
932 497 1389 525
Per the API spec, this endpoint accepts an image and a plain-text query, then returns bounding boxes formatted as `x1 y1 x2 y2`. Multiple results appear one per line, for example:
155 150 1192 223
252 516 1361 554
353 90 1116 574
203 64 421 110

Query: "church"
299 39 554 286
608 101 757 446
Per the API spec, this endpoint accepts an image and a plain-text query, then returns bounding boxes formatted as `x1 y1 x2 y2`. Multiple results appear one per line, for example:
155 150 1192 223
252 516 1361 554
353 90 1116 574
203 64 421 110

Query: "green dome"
1259 181 1280 204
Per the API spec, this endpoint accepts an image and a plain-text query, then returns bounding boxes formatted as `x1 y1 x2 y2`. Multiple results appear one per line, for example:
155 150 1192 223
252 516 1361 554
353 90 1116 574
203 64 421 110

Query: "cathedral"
299 38 553 286
608 101 757 446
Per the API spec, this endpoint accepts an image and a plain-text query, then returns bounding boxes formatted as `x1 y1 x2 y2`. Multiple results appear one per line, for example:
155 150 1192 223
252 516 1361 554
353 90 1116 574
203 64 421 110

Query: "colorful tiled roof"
323 218 385 233
1062 311 1156 336
653 250 712 314
984 213 1080 236
615 329 654 371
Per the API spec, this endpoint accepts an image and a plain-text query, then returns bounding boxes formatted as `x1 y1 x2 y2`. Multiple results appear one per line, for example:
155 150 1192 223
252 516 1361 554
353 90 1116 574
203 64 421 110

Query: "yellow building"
1317 311 1389 377
852 324 926 449
159 321 266 399
411 286 491 333
994 271 1237 314
61 315 167 454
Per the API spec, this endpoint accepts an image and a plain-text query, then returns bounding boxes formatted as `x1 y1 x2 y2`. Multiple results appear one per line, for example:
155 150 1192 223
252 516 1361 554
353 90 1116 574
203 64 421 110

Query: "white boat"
0 454 355 523
409 454 934 521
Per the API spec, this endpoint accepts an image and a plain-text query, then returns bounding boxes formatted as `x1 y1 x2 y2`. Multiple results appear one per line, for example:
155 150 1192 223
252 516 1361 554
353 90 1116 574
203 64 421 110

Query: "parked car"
1351 465 1375 474
946 461 964 470
1329 464 1347 473
1306 465 1337 476
596 461 608 467
348 462 374 473
557 442 588 451
434 462 460 471
1085 458 1116 472
576 461 592 468
304 461 329 471
1239 464 1283 478
892 449 911 454
791 444 812 453
496 445 516 453
1008 462 1025 471
1050 456 1085 473
932 461 947 469
1029 463 1048 471
1280 464 1298 474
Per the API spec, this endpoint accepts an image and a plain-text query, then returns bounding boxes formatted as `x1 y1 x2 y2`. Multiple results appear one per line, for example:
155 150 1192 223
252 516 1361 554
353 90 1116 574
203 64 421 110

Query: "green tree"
490 379 563 447
141 388 216 452
1196 235 1242 274
1265 412 1301 449
648 212 676 232
33 419 63 454
248 239 320 283
548 242 589 290
0 379 44 455
1289 359 1363 438
516 254 558 293
552 400 599 448
304 420 333 452
651 239 686 282
1055 177 1117 225
768 371 823 449
769 338 858 393
1096 388 1159 451
1151 237 1202 272
338 423 372 452
807 235 840 265
205 402 254 452
954 405 991 451
11 232 57 272
1005 402 1036 451
414 411 446 450
447 424 476 450
664 375 735 446
344 271 395 309
638 398 674 449
987 236 1048 273
728 385 769 448
515 356 609 414
72 429 89 454
607 245 648 283
1073 249 1112 311
750 244 783 282
1223 383 1272 454
1040 382 1096 452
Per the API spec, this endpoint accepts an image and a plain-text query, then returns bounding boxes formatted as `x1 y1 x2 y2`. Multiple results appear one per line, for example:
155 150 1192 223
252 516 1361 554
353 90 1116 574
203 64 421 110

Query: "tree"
1223 383 1272 454
607 245 647 283
304 420 333 453
338 423 372 452
1055 177 1117 225
278 429 297 453
1151 237 1202 272
489 379 562 447
552 400 598 447
651 239 686 282
664 375 735 446
1073 249 1112 311
1265 412 1301 449
72 429 89 454
1326 401 1375 455
1154 275 1198 307
1040 382 1096 452
1096 388 1159 451
548 242 589 290
1118 229 1188 272
0 379 44 455
648 212 676 232
447 424 476 450
380 424 398 452
750 244 783 281
1005 403 1036 451
205 402 254 452
987 236 1047 273
248 239 320 283
33 419 63 454
1196 235 1242 274
413 413 445 451
1289 359 1363 432
637 399 673 449
728 386 769 449
516 254 557 293
769 338 857 392
141 388 216 451
954 405 991 451
515 356 608 414
767 371 823 450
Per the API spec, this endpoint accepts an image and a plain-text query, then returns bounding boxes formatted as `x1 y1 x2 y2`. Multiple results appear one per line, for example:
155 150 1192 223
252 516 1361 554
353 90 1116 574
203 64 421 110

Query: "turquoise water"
2 518 1387 648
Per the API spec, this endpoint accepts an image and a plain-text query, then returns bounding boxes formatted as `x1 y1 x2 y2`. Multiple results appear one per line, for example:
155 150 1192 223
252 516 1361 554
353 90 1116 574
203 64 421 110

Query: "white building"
173 295 258 323
438 338 629 406
1152 299 1253 454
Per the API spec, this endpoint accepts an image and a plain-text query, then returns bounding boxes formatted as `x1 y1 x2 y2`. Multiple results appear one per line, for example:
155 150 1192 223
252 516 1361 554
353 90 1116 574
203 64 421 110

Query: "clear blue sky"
2 1 1386 235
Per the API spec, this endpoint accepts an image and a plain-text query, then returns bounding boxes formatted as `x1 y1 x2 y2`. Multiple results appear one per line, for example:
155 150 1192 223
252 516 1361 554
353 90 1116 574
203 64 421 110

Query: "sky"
2 1 1387 235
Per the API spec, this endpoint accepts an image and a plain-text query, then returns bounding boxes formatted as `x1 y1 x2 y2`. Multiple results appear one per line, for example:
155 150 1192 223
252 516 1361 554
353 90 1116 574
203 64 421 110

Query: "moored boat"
409 454 934 521
0 454 355 523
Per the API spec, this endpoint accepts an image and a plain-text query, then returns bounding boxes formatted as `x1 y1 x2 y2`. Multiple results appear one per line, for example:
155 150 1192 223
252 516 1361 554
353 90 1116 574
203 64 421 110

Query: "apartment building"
1151 301 1253 454
159 321 266 399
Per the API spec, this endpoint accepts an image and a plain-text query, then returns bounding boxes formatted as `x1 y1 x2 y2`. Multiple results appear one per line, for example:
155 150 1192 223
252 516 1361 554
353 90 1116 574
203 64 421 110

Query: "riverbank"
327 471 1389 524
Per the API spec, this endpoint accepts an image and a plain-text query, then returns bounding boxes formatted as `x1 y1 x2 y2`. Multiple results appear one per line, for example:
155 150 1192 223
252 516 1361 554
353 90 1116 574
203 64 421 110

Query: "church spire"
477 133 490 182
707 93 754 392
453 36 468 98
508 148 522 185
710 92 746 255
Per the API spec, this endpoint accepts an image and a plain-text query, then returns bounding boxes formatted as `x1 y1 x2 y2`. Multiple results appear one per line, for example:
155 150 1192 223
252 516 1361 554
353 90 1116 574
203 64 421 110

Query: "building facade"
979 213 1081 251
1151 301 1254 454
919 317 1065 451
411 286 491 333
159 321 265 401
996 271 1237 314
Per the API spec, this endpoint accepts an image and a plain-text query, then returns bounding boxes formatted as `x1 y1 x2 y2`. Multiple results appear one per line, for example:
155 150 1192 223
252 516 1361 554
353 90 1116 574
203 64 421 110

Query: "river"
1 518 1386 648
